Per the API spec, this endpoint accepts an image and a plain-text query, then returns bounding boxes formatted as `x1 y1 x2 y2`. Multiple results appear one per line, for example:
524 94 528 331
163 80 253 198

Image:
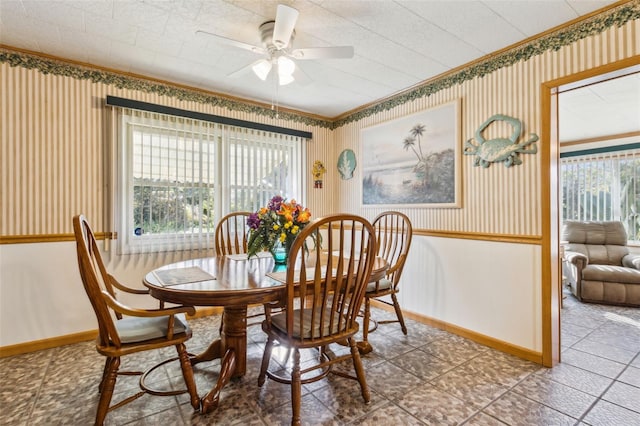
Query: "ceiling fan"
196 4 355 86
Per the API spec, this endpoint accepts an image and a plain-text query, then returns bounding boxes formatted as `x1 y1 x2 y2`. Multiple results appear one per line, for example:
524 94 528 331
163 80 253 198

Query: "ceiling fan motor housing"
259 20 295 53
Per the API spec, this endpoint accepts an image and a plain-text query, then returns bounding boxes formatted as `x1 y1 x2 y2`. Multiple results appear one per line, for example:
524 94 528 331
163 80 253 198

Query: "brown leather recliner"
562 221 640 307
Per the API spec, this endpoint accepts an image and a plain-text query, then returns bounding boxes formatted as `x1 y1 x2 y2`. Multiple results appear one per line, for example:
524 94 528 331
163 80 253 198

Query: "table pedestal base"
190 306 247 414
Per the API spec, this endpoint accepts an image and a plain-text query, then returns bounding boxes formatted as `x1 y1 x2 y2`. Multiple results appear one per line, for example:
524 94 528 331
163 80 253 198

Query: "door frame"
540 55 640 367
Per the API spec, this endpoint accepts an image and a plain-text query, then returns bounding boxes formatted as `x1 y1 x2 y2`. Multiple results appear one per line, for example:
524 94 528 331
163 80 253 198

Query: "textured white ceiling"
1 0 626 119
559 71 640 143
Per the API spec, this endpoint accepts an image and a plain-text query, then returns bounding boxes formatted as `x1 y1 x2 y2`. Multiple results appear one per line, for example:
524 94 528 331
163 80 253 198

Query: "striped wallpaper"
1 18 638 240
0 68 334 238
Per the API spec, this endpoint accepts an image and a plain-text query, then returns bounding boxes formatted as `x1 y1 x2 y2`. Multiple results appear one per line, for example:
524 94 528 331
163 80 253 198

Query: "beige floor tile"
396 382 477 425
512 373 596 418
618 365 640 388
601 381 640 413
483 391 576 425
560 348 627 379
582 399 640 426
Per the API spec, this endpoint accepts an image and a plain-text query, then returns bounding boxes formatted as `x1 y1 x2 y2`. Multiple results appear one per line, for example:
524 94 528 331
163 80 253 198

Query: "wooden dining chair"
258 214 377 426
360 211 413 354
214 211 251 255
214 211 275 324
73 215 200 425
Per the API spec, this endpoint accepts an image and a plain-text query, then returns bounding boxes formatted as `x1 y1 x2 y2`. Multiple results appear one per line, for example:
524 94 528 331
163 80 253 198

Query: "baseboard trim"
0 330 99 358
0 307 223 358
371 300 543 364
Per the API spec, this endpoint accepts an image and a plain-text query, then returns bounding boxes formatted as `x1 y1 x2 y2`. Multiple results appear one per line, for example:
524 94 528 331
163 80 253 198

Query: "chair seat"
271 309 349 339
117 313 189 344
366 278 393 293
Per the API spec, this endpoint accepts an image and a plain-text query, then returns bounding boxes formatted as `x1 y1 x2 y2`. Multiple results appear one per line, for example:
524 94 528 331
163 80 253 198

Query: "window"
115 109 306 254
561 147 640 243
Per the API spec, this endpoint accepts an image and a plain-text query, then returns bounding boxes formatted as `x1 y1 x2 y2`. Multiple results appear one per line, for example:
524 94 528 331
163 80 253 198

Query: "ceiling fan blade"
290 46 354 60
196 30 266 55
272 4 299 49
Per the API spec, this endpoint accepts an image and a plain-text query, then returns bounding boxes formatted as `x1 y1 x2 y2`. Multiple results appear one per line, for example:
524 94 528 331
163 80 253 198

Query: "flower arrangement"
246 195 313 260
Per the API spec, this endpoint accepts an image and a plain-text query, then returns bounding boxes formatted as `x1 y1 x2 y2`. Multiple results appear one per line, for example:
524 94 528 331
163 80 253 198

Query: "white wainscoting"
0 237 541 351
395 236 542 351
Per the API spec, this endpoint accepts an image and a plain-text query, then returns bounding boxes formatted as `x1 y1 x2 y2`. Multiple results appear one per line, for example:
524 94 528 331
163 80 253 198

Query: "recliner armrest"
622 253 640 270
565 251 588 270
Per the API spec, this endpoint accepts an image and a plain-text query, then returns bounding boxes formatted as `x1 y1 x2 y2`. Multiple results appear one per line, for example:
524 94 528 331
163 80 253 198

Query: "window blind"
114 108 306 254
561 147 640 242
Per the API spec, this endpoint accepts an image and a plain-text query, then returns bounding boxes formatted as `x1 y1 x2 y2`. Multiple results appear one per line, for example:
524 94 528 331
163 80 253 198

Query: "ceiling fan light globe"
277 56 296 76
252 59 272 81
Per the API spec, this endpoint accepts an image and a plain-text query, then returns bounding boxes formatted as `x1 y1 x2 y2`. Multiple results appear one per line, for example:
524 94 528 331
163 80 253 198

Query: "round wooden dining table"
143 253 387 414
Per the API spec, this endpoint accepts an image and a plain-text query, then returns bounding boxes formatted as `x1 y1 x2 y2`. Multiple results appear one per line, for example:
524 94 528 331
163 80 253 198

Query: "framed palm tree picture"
361 99 461 208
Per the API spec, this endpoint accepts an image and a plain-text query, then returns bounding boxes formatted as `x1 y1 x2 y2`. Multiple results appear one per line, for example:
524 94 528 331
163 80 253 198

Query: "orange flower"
298 209 311 223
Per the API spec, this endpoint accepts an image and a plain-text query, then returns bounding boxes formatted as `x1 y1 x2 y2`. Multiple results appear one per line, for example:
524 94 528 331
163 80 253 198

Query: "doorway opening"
542 58 640 367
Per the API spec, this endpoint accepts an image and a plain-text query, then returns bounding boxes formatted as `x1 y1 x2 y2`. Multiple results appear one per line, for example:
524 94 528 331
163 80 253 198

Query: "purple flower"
268 195 283 212
247 213 261 230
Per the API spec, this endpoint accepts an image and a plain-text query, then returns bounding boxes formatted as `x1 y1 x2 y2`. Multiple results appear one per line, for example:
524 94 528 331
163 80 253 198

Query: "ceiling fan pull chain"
275 76 280 119
270 71 280 119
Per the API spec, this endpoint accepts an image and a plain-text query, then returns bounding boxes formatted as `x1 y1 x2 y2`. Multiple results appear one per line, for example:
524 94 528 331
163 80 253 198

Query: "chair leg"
258 336 275 387
176 343 200 411
95 357 119 426
362 296 371 344
391 293 407 335
98 357 112 393
348 337 370 404
291 348 302 426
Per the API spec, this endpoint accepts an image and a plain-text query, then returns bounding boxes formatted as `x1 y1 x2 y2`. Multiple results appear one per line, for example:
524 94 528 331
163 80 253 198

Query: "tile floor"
1 292 639 425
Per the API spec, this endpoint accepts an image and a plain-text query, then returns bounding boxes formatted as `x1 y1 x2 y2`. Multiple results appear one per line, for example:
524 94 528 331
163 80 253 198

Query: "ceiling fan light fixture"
277 56 295 76
277 56 295 85
252 59 272 81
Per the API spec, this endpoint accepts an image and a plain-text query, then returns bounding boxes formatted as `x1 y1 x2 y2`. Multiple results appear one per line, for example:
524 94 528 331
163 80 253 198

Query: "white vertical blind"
115 108 306 254
561 147 640 242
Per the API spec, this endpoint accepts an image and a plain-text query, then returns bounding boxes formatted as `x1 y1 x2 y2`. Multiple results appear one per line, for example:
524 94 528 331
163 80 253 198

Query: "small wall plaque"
337 149 356 180
312 160 327 189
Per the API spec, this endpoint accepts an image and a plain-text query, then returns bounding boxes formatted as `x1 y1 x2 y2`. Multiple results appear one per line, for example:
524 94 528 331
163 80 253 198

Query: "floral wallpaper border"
1 1 638 130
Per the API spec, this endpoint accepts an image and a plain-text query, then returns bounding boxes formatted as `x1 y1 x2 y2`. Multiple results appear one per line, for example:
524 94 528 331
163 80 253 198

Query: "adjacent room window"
561 146 640 244
116 109 306 254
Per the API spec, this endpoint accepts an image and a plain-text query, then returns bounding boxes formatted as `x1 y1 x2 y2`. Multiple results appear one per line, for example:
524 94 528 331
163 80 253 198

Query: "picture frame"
361 99 461 208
